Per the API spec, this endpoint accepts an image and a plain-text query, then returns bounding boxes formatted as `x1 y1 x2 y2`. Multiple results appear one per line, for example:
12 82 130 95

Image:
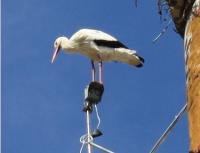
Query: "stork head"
51 37 69 63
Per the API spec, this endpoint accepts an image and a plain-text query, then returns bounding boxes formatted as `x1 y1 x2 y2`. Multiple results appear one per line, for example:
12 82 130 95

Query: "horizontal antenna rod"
90 142 115 153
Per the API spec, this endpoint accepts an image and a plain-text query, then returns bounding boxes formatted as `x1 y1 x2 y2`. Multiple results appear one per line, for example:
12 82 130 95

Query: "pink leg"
98 62 103 84
91 60 96 82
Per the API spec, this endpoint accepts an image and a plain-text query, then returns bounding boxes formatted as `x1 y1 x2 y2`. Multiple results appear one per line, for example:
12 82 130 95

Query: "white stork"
51 29 144 83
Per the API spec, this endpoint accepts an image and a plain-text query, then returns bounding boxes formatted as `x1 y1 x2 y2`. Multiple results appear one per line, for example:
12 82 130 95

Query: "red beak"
51 46 61 63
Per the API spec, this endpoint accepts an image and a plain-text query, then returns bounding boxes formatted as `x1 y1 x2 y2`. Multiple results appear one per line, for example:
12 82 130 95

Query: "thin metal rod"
90 142 115 153
149 103 187 153
86 104 92 153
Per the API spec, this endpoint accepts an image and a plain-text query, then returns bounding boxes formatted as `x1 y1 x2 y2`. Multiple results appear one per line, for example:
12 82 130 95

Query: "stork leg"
98 62 103 84
91 60 96 82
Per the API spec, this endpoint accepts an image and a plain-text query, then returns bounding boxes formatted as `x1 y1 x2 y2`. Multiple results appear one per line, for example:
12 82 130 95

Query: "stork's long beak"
51 46 61 63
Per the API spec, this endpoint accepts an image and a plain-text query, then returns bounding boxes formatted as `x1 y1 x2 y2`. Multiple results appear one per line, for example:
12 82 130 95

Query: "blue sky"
2 0 188 153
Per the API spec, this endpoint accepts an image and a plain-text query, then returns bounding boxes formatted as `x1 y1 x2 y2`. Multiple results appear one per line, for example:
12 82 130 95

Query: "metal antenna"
86 102 92 153
80 82 115 153
149 103 187 153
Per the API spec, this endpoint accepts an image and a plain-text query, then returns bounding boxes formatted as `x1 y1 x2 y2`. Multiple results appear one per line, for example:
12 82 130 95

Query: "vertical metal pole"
84 86 92 153
86 105 92 153
83 84 114 153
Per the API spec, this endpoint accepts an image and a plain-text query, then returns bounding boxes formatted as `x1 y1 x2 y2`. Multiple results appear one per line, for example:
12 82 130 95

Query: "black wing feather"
94 40 128 49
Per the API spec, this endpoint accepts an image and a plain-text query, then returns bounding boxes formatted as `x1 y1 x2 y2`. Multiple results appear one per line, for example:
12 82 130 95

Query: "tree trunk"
184 0 200 152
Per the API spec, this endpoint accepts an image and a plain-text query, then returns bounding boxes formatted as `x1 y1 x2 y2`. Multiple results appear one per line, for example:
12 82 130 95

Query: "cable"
80 134 93 153
94 104 101 129
80 142 85 153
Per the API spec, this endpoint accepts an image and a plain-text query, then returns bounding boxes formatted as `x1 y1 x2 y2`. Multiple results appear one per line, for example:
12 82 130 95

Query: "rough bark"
162 0 200 152
184 1 200 151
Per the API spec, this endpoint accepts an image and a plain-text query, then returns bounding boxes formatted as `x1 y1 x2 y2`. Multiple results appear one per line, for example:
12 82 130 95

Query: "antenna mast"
80 81 114 153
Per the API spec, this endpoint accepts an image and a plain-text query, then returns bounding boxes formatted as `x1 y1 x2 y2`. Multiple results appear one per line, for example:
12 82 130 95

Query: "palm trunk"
159 0 200 152
184 1 200 151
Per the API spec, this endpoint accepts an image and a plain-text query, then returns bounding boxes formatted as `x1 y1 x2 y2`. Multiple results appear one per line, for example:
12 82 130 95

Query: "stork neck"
62 39 77 51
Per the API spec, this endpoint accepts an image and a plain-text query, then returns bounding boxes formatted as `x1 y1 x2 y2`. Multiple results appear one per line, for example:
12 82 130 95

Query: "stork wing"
70 29 118 42
113 48 144 67
69 29 145 67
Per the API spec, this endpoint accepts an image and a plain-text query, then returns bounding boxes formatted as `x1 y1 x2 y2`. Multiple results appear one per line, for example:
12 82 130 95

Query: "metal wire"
80 142 85 153
94 104 101 129
80 134 93 144
80 134 93 153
